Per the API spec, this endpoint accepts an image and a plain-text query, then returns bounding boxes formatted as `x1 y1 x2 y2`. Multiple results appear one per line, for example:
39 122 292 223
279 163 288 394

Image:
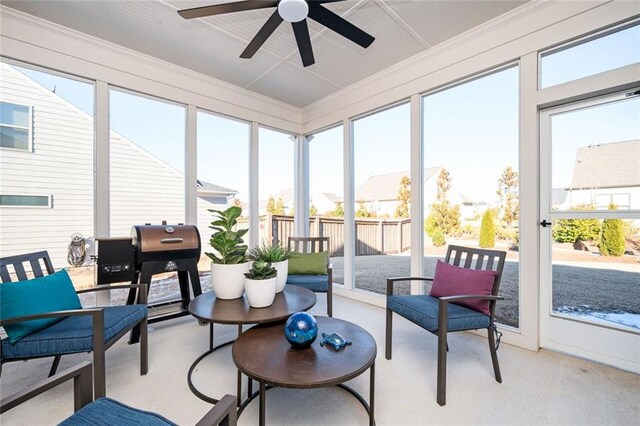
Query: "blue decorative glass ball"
284 312 318 349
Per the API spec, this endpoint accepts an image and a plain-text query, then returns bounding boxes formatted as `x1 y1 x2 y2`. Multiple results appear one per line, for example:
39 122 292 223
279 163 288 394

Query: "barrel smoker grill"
98 224 203 344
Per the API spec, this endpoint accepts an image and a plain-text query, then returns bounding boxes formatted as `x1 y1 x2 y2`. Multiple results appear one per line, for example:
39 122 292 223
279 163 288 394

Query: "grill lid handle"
160 238 184 244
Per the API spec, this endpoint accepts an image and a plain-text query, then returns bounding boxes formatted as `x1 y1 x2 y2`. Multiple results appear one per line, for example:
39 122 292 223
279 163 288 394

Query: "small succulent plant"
244 260 277 280
248 240 292 263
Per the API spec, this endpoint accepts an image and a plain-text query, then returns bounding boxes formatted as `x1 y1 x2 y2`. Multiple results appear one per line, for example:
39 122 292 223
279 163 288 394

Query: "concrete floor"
1 294 638 425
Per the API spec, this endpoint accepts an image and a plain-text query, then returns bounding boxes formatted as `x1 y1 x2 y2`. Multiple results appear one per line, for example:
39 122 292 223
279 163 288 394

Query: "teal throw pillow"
1 269 82 343
288 252 328 275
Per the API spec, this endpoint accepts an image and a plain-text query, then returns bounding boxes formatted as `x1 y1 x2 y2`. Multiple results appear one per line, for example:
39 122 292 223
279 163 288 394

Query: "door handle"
540 220 552 227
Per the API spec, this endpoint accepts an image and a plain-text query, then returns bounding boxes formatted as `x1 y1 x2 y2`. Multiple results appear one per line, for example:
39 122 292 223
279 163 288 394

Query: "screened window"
540 23 640 88
0 101 31 150
0 195 50 207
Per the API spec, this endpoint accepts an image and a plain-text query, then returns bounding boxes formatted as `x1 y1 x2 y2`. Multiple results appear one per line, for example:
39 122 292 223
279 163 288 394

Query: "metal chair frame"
0 251 148 399
385 245 507 406
287 237 333 317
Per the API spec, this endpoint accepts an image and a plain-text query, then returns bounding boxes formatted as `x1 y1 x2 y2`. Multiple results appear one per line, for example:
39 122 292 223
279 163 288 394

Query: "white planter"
244 277 277 308
211 262 250 300
273 260 289 293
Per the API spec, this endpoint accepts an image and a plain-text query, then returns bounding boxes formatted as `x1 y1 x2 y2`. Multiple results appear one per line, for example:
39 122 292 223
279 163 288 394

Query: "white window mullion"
185 105 197 225
343 119 354 291
249 121 259 248
410 94 424 295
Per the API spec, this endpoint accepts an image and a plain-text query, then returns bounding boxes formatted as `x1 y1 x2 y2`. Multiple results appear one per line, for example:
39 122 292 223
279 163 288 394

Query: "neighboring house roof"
321 192 342 203
569 140 640 189
355 168 439 202
197 180 237 197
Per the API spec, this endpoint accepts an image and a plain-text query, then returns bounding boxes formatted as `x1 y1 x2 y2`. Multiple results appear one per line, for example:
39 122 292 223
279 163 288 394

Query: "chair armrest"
195 394 237 426
0 308 103 327
438 295 504 303
77 284 148 304
386 277 433 296
0 361 93 414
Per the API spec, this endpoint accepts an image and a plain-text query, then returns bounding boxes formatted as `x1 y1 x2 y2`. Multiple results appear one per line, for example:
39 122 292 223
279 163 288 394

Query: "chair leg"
437 328 447 406
385 308 392 360
93 347 106 399
48 355 62 377
140 318 148 375
327 269 333 317
487 326 502 383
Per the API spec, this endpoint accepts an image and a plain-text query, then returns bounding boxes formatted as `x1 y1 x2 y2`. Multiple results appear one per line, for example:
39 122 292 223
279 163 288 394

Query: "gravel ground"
84 255 639 330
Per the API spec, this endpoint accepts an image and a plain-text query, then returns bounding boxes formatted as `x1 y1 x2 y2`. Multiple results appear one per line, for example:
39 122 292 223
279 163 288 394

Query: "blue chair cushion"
0 270 82 343
387 295 490 332
1 305 147 359
60 397 176 426
286 274 329 292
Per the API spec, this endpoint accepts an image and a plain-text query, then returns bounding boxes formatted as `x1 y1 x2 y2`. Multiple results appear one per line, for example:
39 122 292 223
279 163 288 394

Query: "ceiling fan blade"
292 20 315 67
178 0 278 20
240 10 284 59
307 4 374 49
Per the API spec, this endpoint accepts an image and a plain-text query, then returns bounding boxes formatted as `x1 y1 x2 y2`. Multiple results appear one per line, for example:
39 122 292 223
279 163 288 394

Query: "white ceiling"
3 0 528 108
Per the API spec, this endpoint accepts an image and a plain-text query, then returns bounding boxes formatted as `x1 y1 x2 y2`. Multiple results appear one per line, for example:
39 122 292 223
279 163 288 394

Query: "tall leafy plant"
206 206 248 264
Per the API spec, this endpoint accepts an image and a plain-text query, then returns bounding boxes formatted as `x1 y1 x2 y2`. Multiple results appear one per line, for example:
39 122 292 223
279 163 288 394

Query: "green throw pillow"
0 269 82 344
288 252 328 275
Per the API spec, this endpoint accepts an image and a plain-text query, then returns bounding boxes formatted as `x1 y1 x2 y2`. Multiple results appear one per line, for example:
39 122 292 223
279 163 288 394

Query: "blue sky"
13 23 639 205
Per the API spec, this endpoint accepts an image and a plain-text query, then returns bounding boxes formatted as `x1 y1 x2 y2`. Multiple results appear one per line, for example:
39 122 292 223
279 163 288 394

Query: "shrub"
552 204 600 243
425 202 461 236
431 227 446 247
479 210 495 248
599 218 625 256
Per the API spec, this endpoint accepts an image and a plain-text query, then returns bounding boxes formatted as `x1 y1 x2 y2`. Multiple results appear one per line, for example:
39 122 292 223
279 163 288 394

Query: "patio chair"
286 237 333 317
385 245 506 406
0 361 237 425
0 251 148 399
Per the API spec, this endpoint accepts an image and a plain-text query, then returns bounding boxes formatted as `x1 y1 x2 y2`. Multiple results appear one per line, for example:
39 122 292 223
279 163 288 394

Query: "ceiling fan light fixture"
278 0 308 23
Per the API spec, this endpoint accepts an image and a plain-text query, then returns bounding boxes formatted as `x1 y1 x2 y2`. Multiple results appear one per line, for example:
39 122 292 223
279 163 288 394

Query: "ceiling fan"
177 0 375 67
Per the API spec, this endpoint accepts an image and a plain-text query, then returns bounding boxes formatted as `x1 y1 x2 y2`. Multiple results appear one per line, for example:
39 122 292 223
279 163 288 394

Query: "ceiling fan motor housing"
278 0 309 23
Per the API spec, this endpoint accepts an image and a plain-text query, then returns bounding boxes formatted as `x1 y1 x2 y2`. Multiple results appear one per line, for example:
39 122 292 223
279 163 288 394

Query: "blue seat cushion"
387 295 490 332
286 274 329 292
60 397 176 426
1 305 147 359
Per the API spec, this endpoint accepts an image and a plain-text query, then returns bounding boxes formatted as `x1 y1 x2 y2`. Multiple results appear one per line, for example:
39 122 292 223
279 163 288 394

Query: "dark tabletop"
232 316 377 388
188 285 317 325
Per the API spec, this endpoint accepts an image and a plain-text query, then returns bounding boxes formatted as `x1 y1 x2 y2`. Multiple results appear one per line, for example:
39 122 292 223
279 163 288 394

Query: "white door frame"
539 90 640 373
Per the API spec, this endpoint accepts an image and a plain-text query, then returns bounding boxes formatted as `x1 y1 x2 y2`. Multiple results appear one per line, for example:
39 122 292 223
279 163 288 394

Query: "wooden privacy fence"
247 214 411 257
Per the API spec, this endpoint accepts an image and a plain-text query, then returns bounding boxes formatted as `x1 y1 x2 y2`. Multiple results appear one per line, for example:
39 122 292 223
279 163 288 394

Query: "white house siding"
0 64 94 267
0 64 224 267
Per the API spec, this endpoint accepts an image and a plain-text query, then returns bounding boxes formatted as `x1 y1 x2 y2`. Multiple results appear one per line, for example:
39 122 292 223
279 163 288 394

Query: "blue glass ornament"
284 312 318 349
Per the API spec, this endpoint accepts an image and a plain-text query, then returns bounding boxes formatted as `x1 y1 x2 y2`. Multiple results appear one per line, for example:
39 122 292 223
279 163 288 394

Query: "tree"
274 198 285 215
356 201 372 218
329 201 344 218
599 204 625 256
552 204 600 243
265 195 276 213
479 210 496 248
309 204 318 217
497 166 519 228
425 168 461 236
394 176 411 218
431 227 446 247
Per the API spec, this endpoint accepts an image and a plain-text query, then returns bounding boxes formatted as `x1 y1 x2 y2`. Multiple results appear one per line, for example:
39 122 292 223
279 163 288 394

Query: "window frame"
0 101 33 152
0 194 52 208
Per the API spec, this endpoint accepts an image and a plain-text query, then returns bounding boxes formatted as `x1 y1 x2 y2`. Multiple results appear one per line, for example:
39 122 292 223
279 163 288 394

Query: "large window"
540 23 640 88
352 103 411 293
0 101 31 150
197 110 250 283
0 63 94 287
109 89 186 236
308 125 344 284
258 127 294 244
422 66 520 328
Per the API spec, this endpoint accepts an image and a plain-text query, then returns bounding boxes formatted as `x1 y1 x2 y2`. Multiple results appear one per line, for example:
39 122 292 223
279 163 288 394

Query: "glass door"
540 89 640 372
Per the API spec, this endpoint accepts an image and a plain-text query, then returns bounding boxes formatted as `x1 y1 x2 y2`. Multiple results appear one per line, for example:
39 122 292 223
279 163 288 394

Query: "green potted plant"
248 240 292 293
206 206 249 300
243 260 277 308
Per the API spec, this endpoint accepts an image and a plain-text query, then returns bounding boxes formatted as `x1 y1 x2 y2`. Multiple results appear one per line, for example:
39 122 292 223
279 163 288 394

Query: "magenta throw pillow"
429 260 497 316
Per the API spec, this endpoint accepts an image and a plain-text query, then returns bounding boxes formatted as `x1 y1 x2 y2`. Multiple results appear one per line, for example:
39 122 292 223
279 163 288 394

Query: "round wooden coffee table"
188 285 317 404
233 316 376 426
